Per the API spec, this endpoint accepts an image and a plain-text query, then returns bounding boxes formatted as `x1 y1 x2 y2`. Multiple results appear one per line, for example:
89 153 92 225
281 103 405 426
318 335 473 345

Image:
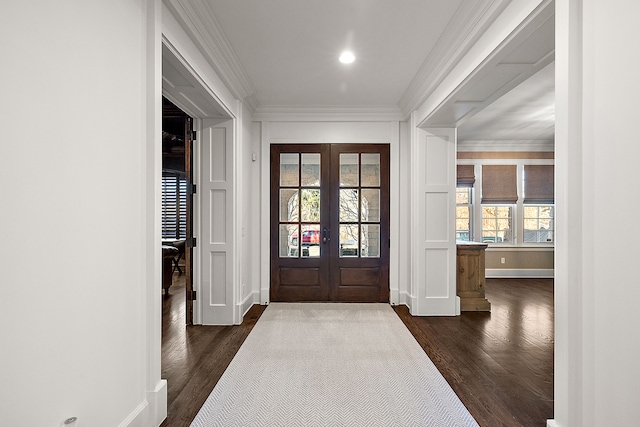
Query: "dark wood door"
184 117 194 325
270 144 389 302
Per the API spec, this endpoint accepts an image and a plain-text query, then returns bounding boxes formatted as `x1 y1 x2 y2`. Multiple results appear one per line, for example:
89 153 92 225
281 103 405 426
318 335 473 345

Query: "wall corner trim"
145 379 167 427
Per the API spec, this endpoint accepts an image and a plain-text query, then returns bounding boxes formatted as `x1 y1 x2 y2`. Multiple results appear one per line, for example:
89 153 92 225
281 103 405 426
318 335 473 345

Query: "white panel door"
411 127 458 316
199 119 236 324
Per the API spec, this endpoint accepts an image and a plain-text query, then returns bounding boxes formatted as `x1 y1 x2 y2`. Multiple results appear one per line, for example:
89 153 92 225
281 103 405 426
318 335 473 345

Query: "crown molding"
399 0 511 117
164 0 256 106
243 93 259 113
457 139 555 152
253 105 405 122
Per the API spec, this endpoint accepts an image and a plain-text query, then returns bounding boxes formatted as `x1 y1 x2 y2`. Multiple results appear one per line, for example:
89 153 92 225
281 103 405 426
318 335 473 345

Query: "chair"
171 240 186 274
162 245 179 295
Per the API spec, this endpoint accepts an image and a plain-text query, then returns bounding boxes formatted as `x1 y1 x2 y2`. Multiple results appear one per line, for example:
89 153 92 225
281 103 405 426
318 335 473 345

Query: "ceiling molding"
164 0 256 105
398 0 511 117
253 105 405 122
243 93 259 113
457 139 554 152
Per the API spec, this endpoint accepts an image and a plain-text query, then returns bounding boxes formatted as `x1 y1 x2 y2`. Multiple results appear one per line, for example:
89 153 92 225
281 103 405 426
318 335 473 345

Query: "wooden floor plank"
161 276 553 426
394 278 554 426
160 276 266 427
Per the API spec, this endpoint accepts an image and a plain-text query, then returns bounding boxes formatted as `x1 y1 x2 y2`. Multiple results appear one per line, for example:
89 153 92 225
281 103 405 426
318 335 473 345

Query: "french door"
270 144 390 302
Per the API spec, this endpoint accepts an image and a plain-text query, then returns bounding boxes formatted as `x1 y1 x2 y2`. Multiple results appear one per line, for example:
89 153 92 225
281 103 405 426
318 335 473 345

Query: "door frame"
259 121 402 306
162 36 238 325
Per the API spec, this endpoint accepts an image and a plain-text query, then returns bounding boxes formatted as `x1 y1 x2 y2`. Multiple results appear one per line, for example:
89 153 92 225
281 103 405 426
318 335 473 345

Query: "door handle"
322 227 329 244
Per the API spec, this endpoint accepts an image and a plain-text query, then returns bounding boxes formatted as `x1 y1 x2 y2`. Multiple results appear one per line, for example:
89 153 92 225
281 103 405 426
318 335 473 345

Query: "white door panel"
199 119 236 324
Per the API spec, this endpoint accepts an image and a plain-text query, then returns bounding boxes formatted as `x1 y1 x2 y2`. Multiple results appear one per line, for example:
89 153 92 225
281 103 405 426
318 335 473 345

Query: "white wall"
398 121 412 305
239 101 259 315
553 0 640 426
258 120 403 304
0 1 164 426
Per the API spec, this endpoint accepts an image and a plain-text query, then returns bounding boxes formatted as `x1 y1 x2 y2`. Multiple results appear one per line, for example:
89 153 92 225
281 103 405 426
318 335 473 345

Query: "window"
456 187 472 241
523 164 554 243
458 160 554 246
162 175 187 239
524 205 554 243
482 206 513 243
481 165 516 244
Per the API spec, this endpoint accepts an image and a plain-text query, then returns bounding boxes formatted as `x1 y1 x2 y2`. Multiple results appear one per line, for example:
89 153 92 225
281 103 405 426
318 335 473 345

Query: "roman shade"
481 165 518 204
456 165 475 187
524 165 554 203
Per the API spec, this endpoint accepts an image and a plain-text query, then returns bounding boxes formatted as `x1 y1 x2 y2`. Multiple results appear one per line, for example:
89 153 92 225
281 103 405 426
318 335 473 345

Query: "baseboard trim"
240 291 259 318
398 291 414 310
390 288 400 305
547 420 558 427
147 379 167 427
486 268 554 278
117 400 148 427
260 287 270 305
118 380 167 427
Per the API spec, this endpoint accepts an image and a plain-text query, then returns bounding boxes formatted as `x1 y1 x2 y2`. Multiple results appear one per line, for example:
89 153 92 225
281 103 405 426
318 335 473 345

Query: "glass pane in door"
300 189 320 222
361 224 380 257
300 224 321 258
339 224 359 257
280 153 299 186
339 153 359 186
339 189 359 222
361 153 380 186
301 153 321 186
280 224 299 257
280 189 298 222
361 189 380 222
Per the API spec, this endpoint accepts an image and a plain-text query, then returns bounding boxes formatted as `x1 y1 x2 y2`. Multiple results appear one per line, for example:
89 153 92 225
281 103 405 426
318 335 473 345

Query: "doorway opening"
162 96 194 325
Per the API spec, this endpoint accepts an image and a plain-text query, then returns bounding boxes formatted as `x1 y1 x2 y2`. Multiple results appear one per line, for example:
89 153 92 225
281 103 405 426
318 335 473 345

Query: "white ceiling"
457 62 554 142
205 0 465 107
164 0 555 145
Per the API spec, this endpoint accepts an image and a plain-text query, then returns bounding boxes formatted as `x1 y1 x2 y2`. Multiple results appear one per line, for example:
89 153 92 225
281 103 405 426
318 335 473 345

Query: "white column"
554 0 640 426
410 116 458 315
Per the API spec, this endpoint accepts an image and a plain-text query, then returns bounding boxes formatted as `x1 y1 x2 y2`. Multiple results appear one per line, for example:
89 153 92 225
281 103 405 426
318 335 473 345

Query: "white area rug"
190 303 478 427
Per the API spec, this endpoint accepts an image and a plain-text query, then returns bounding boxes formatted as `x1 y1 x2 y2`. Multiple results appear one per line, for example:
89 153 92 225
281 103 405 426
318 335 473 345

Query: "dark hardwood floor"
395 278 554 427
161 275 266 427
161 276 553 427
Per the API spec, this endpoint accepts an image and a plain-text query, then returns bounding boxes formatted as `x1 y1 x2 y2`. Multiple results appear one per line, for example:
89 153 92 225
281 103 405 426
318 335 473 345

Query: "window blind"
456 165 475 187
481 165 518 204
524 165 554 203
162 175 187 239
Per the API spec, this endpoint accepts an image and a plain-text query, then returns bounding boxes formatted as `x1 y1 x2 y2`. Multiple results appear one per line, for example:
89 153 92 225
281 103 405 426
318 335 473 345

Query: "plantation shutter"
524 165 554 204
456 165 475 187
162 174 187 239
481 165 518 204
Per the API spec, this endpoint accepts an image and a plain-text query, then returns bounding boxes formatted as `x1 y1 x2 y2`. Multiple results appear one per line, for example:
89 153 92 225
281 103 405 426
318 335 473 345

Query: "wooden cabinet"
456 242 491 311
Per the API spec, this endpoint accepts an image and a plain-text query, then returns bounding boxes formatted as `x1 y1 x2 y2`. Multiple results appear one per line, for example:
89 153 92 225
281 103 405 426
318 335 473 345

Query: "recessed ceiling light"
339 51 355 64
